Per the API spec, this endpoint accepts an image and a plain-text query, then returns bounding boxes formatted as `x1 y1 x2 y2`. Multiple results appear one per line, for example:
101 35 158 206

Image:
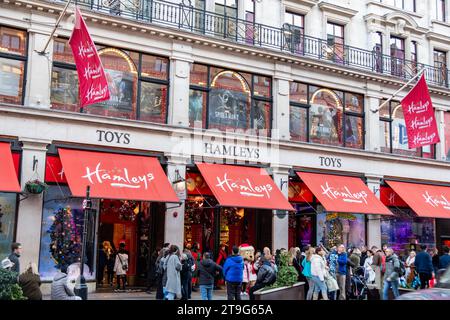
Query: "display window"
317 211 366 249
0 192 18 260
0 26 27 105
188 63 272 136
50 38 169 123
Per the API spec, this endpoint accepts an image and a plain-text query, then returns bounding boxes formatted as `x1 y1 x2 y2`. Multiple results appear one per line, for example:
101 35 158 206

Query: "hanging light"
172 169 186 201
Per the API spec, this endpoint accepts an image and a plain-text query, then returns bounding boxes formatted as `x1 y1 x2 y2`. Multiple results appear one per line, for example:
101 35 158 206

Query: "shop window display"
50 38 169 123
0 193 17 260
39 186 97 281
381 207 435 254
188 64 272 136
317 211 366 249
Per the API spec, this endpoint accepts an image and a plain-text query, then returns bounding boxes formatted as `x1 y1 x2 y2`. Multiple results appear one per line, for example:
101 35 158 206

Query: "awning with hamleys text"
0 142 21 193
386 180 450 219
195 162 294 211
297 172 392 215
58 149 179 202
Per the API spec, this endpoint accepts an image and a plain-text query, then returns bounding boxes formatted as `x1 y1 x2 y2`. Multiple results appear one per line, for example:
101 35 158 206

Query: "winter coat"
8 253 20 273
311 254 327 281
371 250 383 268
414 251 434 274
256 262 276 285
349 253 361 272
18 272 42 300
384 254 401 282
439 254 450 270
198 258 222 286
301 257 312 278
328 251 338 277
223 255 244 283
113 252 129 276
363 256 376 283
164 254 182 296
50 271 81 300
360 252 368 267
337 253 348 275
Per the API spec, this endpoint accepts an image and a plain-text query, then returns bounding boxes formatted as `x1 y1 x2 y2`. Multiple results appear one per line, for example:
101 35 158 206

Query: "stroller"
348 266 370 300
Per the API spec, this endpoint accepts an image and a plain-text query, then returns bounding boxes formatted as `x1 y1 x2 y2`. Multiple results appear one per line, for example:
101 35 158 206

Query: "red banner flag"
69 7 110 108
401 74 440 149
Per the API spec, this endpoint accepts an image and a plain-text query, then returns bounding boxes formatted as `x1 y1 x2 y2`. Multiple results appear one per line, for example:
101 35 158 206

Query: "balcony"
53 0 449 89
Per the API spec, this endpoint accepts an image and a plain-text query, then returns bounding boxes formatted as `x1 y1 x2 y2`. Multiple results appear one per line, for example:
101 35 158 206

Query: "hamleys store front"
38 146 179 288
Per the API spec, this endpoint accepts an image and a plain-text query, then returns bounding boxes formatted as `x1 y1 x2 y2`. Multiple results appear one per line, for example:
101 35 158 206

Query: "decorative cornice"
318 1 358 19
366 0 424 19
427 32 450 46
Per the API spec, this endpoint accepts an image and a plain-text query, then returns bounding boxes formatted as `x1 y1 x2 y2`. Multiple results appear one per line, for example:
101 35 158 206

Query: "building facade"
0 0 450 292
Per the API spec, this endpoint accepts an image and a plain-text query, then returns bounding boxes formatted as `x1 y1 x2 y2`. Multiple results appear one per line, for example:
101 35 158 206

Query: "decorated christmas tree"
47 207 82 271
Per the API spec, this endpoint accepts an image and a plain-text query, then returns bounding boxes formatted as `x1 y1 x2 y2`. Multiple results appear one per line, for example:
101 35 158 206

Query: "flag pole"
37 0 73 55
370 68 426 114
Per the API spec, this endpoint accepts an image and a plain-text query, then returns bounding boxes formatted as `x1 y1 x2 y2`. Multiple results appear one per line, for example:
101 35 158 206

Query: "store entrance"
96 199 165 289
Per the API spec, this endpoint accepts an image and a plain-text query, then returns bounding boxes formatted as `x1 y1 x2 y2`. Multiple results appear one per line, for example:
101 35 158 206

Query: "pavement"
43 287 250 300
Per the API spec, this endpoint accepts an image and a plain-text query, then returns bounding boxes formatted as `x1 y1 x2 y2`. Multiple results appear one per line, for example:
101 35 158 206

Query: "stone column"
436 109 445 161
365 175 383 249
15 138 50 273
272 69 292 140
164 155 189 249
24 31 53 108
168 42 192 127
365 90 382 152
271 166 291 252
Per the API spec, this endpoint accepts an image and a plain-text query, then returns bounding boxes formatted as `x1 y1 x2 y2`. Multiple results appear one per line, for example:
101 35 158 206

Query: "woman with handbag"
113 242 129 291
310 247 329 300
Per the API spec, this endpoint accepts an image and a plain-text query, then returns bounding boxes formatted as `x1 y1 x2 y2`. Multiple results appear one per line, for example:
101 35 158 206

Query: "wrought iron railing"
52 0 450 89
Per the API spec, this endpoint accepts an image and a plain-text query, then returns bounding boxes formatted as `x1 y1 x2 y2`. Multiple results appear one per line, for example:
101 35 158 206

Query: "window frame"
0 26 28 106
289 82 365 149
189 63 273 136
50 38 170 123
436 0 446 22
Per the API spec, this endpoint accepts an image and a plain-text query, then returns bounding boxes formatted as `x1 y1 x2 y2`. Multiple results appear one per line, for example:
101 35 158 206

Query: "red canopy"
196 162 294 211
297 172 392 215
386 180 450 219
58 149 179 202
0 143 21 193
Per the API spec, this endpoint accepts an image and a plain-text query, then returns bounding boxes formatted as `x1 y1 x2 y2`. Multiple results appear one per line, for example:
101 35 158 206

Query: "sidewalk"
43 287 250 300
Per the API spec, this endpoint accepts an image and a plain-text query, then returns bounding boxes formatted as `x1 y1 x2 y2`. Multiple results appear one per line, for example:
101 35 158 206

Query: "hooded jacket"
164 253 182 296
311 254 327 281
384 254 401 282
223 255 244 283
50 271 81 300
337 252 348 275
18 271 42 300
256 261 276 285
198 258 222 286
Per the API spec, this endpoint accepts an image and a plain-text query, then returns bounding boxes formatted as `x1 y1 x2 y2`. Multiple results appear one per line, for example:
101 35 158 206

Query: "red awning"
58 149 179 203
0 143 21 193
386 180 450 219
196 162 294 211
297 172 392 215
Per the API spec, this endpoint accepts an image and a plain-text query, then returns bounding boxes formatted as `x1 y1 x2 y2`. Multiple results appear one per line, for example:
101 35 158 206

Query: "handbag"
324 271 339 292
117 253 128 272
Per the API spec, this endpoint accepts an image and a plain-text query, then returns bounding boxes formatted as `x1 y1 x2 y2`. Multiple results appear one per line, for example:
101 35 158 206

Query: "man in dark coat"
249 256 276 300
8 242 22 273
415 244 434 289
198 252 222 300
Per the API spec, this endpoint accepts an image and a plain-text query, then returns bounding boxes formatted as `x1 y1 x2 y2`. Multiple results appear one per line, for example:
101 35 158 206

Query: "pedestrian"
180 252 192 300
51 264 81 300
405 250 416 282
301 246 315 300
156 247 169 300
198 252 222 300
336 244 347 300
249 256 276 300
223 245 244 300
8 242 21 273
327 246 338 300
349 248 361 273
439 246 450 270
363 249 376 283
311 247 329 300
415 244 434 289
184 248 195 298
360 246 368 267
215 244 227 289
191 242 201 291
18 262 42 300
289 247 302 281
113 242 129 291
146 247 159 294
370 246 383 295
164 245 182 300
430 248 440 274
382 248 401 300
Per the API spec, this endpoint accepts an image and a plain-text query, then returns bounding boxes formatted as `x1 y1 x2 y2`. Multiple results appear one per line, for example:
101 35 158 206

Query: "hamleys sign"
320 181 368 205
215 173 273 198
423 192 450 211
58 149 179 202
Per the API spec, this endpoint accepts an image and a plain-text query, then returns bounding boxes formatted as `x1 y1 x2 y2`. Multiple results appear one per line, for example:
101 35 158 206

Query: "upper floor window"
326 22 345 63
381 0 416 12
410 40 418 74
0 26 27 105
436 0 446 22
189 63 272 136
379 100 435 158
50 38 169 123
283 11 304 54
433 49 448 85
289 82 364 149
390 36 405 77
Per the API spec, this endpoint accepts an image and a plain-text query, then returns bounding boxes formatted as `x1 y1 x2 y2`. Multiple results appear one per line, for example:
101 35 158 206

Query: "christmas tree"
48 207 82 271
